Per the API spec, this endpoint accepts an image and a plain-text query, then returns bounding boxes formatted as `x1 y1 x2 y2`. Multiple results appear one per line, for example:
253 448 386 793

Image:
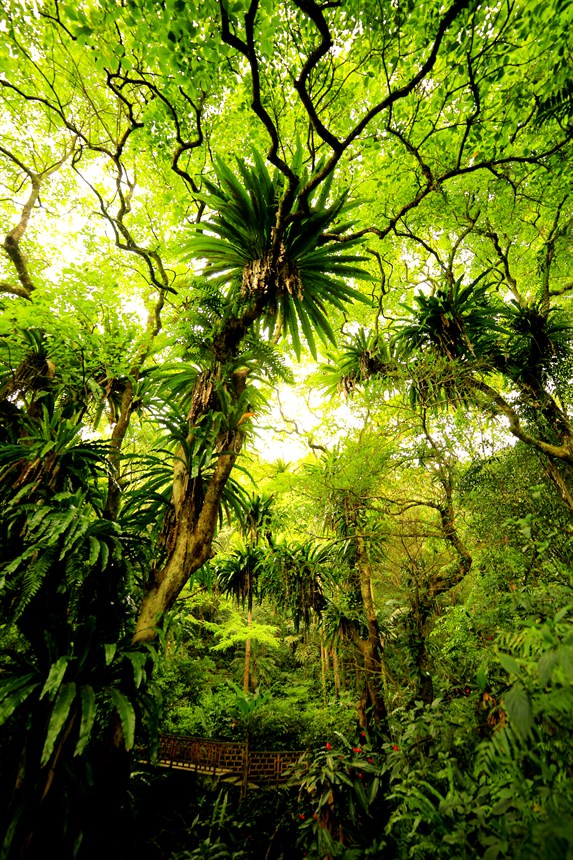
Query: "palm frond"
319 328 395 395
182 150 373 359
393 277 500 363
497 300 573 390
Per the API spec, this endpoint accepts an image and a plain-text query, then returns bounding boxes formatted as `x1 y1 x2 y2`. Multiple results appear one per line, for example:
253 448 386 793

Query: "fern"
15 548 57 618
238 332 295 385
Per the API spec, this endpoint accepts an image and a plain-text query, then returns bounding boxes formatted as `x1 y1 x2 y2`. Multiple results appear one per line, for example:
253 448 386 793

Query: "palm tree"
214 492 276 693
264 540 329 633
240 491 275 548
216 544 266 693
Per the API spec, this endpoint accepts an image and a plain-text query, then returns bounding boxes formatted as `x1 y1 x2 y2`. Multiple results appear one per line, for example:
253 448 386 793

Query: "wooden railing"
153 734 307 790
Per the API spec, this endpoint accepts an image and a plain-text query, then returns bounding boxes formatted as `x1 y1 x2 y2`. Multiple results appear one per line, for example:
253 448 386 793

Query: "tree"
132 152 372 643
1 0 573 854
216 545 264 692
298 440 392 729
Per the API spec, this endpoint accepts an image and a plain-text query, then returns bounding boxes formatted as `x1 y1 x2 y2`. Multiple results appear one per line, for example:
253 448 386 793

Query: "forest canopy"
1 0 573 858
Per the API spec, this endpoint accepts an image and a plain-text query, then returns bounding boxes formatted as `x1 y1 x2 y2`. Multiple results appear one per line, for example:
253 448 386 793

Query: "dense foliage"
1 0 573 857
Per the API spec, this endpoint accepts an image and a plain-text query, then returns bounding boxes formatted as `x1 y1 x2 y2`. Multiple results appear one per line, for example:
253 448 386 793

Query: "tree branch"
471 378 573 465
0 143 73 298
296 0 472 206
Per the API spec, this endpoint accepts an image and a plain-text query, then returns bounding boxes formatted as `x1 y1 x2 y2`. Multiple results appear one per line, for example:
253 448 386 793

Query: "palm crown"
183 151 372 357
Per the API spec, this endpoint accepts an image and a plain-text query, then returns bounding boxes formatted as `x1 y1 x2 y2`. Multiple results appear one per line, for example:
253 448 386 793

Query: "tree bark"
320 637 328 708
332 646 341 699
353 530 387 728
133 445 240 643
133 366 249 643
243 605 253 694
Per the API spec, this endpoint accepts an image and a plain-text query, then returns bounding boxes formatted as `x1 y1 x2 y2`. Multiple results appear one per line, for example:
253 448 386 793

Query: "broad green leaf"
557 646 573 681
498 652 520 676
0 675 39 726
554 604 573 624
104 643 117 665
124 651 147 688
110 689 136 751
88 535 101 567
40 656 69 700
476 663 488 693
74 685 97 757
538 650 558 686
503 684 534 739
41 682 77 767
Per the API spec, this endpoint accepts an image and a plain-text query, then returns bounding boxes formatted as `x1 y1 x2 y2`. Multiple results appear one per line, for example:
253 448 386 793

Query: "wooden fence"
152 734 307 792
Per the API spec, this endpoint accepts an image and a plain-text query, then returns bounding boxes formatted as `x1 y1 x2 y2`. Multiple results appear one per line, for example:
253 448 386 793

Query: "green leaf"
88 535 101 567
476 663 488 693
41 682 77 767
74 685 97 757
104 643 117 665
491 795 515 815
538 650 558 686
369 776 380 805
40 656 69 700
0 675 39 726
110 689 136 750
483 845 505 860
124 650 147 688
557 646 573 681
503 684 534 739
498 652 520 675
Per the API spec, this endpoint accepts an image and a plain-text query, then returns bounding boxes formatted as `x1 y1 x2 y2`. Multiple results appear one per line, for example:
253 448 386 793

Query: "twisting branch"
0 144 74 299
386 124 437 191
539 196 571 312
456 51 481 169
173 87 205 193
419 409 472 587
479 228 523 303
217 0 471 255
218 0 301 260
470 378 573 468
291 0 342 153
106 68 205 193
393 223 446 276
296 0 472 206
218 0 297 184
342 140 572 246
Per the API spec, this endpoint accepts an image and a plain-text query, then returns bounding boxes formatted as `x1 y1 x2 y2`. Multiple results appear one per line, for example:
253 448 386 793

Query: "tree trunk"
133 369 249 644
320 637 328 708
105 379 135 521
243 605 253 694
332 646 341 699
352 530 387 728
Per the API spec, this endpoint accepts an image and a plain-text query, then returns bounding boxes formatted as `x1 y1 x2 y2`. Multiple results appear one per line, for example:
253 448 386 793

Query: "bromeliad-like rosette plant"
182 150 373 359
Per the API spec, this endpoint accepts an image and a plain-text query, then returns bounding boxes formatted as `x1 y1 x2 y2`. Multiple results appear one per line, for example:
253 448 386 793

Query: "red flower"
361 731 366 738
299 813 305 820
325 742 332 750
358 773 363 779
392 744 399 751
352 746 362 753
367 757 374 764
